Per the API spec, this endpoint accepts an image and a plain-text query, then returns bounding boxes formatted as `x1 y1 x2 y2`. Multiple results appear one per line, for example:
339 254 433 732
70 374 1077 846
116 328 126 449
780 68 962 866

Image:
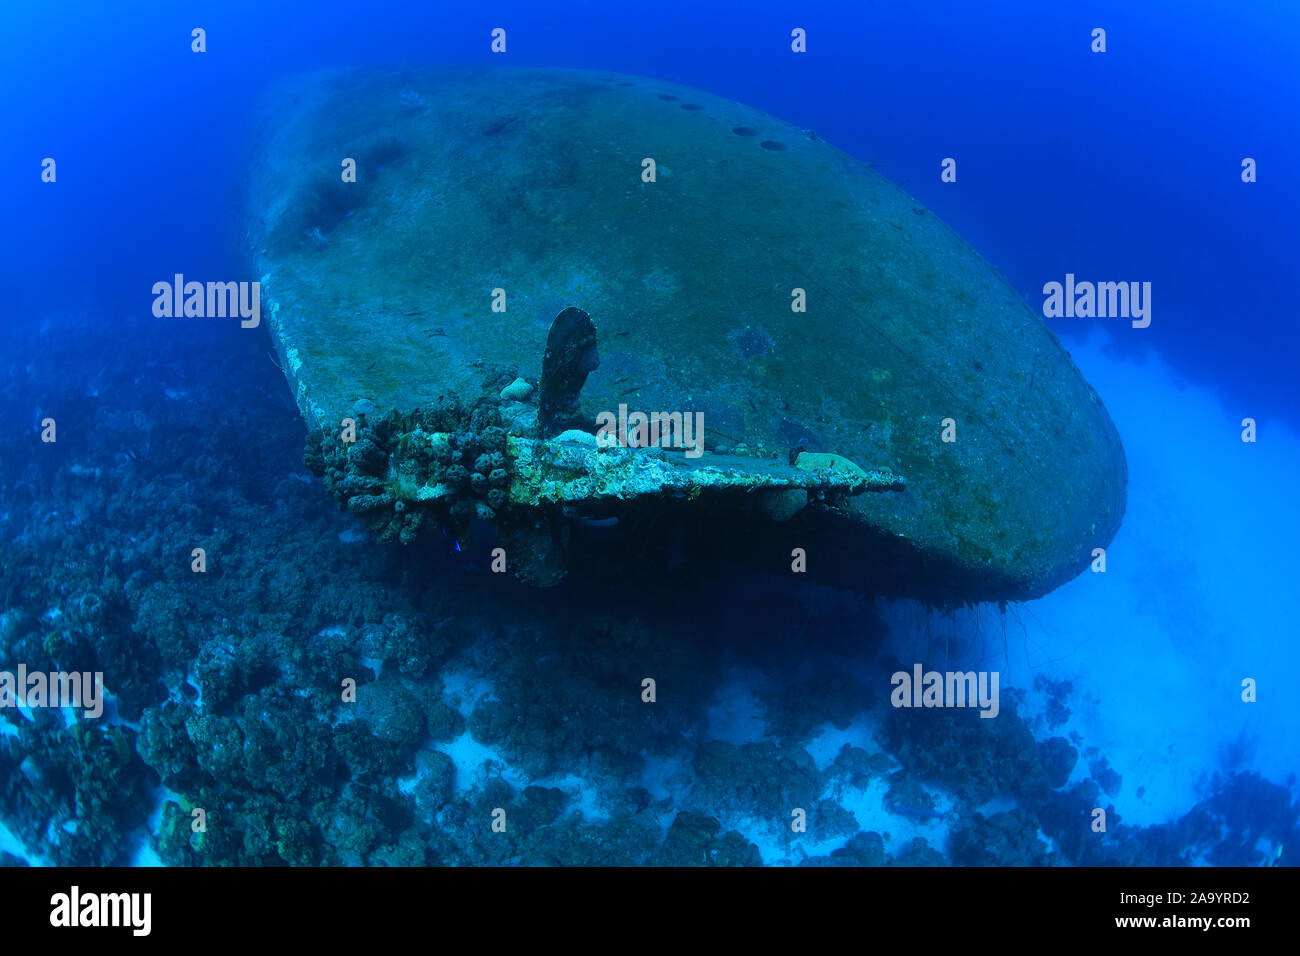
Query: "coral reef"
0 312 1292 868
309 394 514 544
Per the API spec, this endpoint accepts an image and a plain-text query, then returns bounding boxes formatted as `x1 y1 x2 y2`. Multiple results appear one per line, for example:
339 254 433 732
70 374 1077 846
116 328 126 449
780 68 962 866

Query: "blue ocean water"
0 1 1296 868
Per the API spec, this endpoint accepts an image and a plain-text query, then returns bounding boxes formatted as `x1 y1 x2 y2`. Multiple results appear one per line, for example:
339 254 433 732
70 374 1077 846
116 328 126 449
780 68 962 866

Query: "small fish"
482 115 519 136
885 795 945 821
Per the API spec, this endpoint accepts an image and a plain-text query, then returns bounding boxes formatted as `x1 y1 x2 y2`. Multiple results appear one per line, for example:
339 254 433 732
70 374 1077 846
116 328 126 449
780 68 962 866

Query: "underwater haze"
0 0 1297 869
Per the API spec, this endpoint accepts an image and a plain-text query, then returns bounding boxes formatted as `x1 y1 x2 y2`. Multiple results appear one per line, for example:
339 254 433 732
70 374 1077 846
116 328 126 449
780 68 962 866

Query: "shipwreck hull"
246 66 1126 602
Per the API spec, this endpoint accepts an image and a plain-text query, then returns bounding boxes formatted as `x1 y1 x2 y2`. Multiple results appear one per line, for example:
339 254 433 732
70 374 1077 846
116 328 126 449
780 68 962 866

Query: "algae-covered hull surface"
247 66 1126 602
